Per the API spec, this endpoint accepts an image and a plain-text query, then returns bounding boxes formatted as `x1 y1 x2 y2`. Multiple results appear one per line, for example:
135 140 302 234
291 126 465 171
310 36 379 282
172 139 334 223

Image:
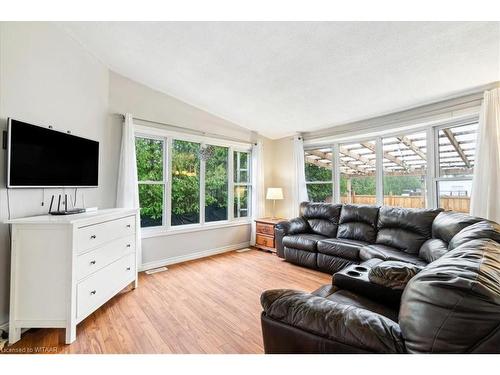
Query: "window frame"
134 124 253 238
302 113 480 211
233 150 253 219
303 146 334 203
135 134 168 227
432 119 477 210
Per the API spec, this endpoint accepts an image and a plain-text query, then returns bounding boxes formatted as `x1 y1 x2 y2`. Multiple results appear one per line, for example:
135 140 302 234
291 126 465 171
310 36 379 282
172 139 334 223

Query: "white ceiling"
60 22 500 139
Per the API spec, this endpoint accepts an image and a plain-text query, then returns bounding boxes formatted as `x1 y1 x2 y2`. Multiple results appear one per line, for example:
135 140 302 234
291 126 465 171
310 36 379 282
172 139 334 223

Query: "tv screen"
7 119 99 188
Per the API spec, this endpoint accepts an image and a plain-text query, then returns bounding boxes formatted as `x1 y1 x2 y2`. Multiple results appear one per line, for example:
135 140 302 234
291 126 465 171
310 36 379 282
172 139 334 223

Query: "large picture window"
304 147 333 203
302 117 478 213
135 131 252 231
135 137 165 227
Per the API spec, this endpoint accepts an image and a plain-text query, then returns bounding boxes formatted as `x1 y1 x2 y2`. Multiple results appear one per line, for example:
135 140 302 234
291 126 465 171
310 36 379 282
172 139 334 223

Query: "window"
382 131 427 208
302 115 479 214
171 140 201 226
304 147 333 202
135 137 165 227
205 145 229 222
234 151 251 218
436 122 478 213
135 129 252 231
340 141 376 205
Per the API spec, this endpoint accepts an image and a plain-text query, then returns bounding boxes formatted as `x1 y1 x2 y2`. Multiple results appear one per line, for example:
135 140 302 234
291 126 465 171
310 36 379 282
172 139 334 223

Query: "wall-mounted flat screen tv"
7 118 99 188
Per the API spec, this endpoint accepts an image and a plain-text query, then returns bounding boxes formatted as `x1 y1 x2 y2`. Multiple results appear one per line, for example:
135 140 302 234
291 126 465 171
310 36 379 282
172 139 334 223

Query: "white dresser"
6 208 139 345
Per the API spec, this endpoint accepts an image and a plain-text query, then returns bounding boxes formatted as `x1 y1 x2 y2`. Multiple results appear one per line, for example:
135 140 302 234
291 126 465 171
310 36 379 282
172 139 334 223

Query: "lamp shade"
266 187 284 200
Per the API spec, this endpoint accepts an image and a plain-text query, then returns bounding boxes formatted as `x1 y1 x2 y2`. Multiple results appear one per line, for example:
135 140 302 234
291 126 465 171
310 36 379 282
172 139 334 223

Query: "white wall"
264 136 296 219
0 22 115 327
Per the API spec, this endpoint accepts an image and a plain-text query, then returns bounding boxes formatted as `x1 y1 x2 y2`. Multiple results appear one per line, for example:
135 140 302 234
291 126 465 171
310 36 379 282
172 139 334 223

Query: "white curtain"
116 113 142 264
470 88 500 222
250 141 265 246
292 135 309 217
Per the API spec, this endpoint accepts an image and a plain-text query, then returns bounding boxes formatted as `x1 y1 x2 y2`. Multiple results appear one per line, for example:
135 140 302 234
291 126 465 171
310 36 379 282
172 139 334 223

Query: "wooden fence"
340 195 470 213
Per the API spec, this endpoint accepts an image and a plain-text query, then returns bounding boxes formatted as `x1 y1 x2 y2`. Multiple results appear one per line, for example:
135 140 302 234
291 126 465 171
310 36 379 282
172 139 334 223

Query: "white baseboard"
139 241 251 272
0 321 7 333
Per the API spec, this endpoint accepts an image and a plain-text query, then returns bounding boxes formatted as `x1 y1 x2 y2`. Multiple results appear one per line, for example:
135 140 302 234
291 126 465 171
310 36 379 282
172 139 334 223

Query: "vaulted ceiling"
60 22 500 139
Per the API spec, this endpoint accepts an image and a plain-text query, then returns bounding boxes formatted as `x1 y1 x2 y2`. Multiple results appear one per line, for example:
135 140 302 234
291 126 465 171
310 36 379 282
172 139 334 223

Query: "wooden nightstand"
254 217 285 253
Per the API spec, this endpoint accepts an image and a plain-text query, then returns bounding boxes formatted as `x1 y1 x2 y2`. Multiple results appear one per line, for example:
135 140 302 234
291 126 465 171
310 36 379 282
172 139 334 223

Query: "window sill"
140 219 252 239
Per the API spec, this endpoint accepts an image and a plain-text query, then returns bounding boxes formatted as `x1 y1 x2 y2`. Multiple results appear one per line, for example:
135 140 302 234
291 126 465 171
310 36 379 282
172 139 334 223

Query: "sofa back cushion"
337 204 379 243
418 238 448 263
432 211 483 243
376 207 442 254
299 202 342 238
399 239 500 353
448 220 500 250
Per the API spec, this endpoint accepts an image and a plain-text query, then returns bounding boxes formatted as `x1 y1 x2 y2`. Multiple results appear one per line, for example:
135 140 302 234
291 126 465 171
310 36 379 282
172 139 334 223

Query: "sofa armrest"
261 289 405 353
275 217 310 258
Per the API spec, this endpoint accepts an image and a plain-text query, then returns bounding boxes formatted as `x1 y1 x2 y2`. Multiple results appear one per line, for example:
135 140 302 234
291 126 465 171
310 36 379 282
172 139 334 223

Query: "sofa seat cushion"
317 254 356 274
359 244 427 267
282 234 327 252
284 248 317 269
317 238 368 260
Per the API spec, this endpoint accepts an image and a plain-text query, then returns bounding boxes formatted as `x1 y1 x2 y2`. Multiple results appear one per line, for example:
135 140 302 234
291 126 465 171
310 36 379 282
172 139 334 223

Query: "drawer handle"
90 290 97 295
126 267 131 271
126 244 131 248
90 235 96 240
126 224 131 228
90 260 96 265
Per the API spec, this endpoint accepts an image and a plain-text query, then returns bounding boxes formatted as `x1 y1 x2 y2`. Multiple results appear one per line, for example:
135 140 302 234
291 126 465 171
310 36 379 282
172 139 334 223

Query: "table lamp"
266 187 284 219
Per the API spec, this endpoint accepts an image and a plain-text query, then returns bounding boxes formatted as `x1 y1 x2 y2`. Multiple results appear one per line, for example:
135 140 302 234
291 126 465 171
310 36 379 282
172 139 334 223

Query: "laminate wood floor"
2 249 330 354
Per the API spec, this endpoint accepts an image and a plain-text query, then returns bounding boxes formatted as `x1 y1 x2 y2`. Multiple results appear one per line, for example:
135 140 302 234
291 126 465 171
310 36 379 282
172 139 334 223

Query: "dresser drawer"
76 235 135 281
76 215 135 254
76 253 135 321
256 234 274 248
256 222 275 235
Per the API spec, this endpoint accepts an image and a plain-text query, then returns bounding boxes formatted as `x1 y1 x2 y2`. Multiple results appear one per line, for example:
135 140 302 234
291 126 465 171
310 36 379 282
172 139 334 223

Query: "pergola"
305 123 477 179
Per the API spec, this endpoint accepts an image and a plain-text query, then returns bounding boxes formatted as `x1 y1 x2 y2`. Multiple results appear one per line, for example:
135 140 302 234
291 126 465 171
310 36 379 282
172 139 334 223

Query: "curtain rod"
116 114 257 145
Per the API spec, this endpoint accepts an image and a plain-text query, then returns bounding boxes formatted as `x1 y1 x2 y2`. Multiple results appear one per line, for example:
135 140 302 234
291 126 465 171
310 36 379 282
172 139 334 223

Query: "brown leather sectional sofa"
261 202 500 353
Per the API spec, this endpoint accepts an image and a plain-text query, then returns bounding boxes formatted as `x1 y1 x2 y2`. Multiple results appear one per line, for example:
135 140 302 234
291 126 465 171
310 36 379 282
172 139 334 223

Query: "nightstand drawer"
256 234 274 248
256 222 275 235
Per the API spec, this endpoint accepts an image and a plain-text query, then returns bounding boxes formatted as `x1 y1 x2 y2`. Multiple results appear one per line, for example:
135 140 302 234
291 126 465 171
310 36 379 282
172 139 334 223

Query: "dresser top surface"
5 208 138 225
